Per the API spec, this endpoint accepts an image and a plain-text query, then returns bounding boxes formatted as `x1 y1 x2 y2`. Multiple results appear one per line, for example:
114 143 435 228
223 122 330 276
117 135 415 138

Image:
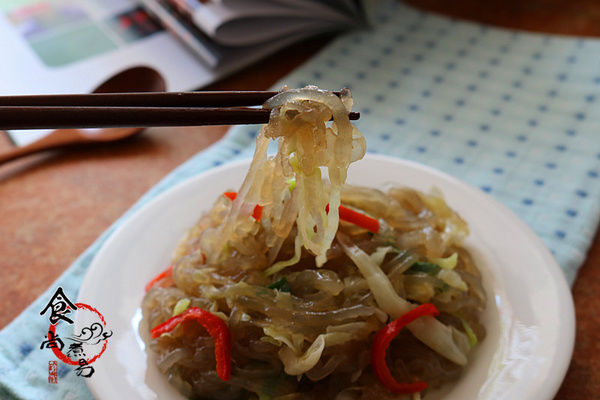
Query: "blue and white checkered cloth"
1 2 599 398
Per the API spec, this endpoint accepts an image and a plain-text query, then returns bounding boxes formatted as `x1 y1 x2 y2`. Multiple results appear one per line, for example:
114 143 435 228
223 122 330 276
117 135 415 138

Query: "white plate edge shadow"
77 154 575 400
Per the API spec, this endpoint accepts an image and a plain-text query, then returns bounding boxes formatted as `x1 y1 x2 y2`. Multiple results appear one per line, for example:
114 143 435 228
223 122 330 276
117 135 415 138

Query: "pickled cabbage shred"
141 87 486 399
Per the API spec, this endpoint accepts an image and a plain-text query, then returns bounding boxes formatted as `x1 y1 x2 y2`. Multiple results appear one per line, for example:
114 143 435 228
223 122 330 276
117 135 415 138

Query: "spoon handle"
0 129 84 164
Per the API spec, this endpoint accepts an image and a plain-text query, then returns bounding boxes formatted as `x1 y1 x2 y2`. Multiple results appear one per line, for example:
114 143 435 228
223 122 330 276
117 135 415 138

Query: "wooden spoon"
0 66 166 164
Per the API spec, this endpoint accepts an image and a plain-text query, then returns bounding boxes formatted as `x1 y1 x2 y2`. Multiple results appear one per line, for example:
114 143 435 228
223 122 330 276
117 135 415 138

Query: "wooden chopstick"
0 90 359 130
0 107 360 130
0 91 344 107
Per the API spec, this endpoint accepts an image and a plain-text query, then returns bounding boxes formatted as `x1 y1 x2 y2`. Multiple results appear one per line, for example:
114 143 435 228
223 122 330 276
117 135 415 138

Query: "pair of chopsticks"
0 91 360 130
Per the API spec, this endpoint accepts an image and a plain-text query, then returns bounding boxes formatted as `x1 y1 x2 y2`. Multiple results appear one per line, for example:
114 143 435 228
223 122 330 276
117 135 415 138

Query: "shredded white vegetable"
339 240 470 366
263 326 304 354
431 252 458 270
279 332 353 375
437 269 468 291
172 298 190 316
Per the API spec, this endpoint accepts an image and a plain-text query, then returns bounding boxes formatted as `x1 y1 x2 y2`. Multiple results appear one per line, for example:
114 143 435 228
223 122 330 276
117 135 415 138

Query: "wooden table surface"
0 1 598 398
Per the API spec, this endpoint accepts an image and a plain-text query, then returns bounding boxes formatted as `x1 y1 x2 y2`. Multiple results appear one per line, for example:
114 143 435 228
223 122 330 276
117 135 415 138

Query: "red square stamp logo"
48 360 58 384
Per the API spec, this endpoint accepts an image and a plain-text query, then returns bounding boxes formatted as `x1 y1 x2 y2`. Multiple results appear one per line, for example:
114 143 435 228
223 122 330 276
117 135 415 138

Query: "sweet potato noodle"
141 87 486 400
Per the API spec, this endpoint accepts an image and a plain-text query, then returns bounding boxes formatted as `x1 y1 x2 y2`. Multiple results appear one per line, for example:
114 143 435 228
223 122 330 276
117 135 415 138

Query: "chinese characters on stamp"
48 361 58 384
39 287 113 383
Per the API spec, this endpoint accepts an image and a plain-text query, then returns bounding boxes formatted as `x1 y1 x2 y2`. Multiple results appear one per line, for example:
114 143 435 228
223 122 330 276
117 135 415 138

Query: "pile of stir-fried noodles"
141 87 486 400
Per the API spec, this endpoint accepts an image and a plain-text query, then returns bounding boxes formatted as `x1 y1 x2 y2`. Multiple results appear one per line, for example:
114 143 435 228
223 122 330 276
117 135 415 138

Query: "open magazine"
139 0 368 69
1 0 368 146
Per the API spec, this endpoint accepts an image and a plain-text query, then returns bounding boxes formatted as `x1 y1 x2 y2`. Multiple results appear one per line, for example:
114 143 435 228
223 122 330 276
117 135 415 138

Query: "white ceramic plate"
78 154 575 400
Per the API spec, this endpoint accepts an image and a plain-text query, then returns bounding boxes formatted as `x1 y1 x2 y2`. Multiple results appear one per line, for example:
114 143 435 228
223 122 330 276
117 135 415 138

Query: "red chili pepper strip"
371 303 439 394
252 204 263 221
325 203 380 233
151 307 232 381
224 192 237 201
144 265 173 292
223 192 263 222
338 205 379 233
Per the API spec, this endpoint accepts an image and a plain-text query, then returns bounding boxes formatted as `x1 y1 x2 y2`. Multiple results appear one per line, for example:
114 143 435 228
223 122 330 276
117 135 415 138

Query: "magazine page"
191 0 356 46
220 0 354 21
140 0 222 67
269 0 359 19
201 17 351 46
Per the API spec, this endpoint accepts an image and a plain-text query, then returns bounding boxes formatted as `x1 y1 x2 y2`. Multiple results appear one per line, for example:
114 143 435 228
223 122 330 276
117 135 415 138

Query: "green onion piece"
460 318 478 347
405 261 441 276
267 277 291 293
286 178 296 193
172 298 191 316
